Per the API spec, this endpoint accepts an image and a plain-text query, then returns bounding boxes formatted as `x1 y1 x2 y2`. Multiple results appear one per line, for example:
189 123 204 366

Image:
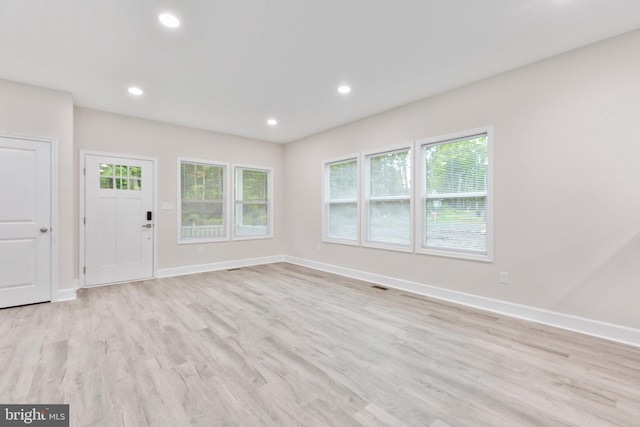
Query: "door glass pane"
115 178 129 190
129 179 142 191
100 177 114 189
99 164 142 190
129 166 141 178
100 164 114 176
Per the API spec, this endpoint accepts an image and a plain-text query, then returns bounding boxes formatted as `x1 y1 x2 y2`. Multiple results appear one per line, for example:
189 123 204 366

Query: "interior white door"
85 154 154 286
0 136 51 308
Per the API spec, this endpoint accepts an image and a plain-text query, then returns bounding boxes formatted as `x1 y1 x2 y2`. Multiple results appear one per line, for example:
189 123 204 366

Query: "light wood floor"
1 263 640 426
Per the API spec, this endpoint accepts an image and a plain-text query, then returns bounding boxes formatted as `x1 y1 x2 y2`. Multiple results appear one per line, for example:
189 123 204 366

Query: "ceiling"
1 1 640 144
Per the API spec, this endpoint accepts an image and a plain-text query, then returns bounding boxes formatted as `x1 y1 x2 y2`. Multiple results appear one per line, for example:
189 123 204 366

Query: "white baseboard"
284 256 640 348
157 255 286 278
56 287 77 302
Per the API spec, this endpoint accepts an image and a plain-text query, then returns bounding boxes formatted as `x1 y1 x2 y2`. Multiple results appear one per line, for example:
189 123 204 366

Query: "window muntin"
422 133 489 255
365 148 412 248
234 167 271 238
180 161 226 241
325 159 358 242
100 163 142 191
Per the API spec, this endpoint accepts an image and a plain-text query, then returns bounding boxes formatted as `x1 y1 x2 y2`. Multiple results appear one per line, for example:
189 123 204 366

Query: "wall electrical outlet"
499 272 509 284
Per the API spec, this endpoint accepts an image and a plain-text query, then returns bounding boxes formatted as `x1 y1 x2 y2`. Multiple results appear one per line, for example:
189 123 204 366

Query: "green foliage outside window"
181 162 225 228
424 135 488 252
367 150 412 245
235 168 269 231
425 136 487 196
327 160 358 240
99 163 142 191
370 151 411 197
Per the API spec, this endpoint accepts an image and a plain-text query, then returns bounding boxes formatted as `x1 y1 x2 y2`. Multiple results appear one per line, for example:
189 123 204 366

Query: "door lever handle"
142 224 152 228
40 227 49 233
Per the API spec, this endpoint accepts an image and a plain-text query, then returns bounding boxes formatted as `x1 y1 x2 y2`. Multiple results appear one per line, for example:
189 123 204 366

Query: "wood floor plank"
1 262 640 426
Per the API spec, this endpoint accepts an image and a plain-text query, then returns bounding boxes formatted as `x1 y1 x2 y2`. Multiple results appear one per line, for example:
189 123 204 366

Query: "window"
324 158 358 243
418 128 492 260
100 163 142 190
364 147 412 249
234 166 272 239
179 160 227 242
321 127 492 260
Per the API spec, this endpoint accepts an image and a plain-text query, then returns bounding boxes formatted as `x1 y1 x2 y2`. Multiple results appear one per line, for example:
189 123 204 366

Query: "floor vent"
226 268 241 272
371 285 389 291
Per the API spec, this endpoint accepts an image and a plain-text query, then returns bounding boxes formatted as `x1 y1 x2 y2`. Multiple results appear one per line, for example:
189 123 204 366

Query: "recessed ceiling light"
128 87 143 96
267 119 278 126
338 85 352 95
158 13 180 28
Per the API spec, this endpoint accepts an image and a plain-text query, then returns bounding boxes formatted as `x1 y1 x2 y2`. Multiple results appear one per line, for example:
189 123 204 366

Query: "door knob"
40 227 48 233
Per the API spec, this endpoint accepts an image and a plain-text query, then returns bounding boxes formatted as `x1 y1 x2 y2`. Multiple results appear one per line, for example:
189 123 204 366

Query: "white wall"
0 79 75 293
284 30 640 329
3 29 639 334
74 108 285 272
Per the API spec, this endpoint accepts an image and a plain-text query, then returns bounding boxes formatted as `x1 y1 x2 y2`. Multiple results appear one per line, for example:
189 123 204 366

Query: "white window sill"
362 241 413 253
322 237 360 246
231 234 274 241
417 247 493 262
178 237 230 245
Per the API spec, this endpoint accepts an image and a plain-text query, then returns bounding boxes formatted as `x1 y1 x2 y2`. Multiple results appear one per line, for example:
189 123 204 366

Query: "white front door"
84 154 154 286
0 136 51 308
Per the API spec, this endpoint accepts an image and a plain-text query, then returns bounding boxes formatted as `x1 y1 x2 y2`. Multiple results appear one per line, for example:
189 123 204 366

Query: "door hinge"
84 217 86 225
83 267 86 274
83 168 86 176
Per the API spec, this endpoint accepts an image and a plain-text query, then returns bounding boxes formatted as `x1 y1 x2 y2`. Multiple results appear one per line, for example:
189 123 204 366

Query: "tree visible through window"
234 167 270 237
100 163 142 190
366 149 412 246
180 161 226 240
423 134 488 253
326 159 358 241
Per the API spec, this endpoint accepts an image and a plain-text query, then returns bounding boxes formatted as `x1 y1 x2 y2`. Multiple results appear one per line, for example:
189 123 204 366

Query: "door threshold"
84 276 154 288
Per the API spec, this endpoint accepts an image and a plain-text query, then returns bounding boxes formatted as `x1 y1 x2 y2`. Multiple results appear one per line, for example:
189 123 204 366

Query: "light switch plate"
499 272 509 284
161 202 173 210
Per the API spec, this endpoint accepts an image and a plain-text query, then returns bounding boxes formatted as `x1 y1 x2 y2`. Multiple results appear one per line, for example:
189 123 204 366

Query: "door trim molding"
79 150 158 288
57 288 76 302
0 132 59 302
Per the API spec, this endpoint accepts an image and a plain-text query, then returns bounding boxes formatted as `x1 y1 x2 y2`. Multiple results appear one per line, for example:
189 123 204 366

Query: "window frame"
362 144 414 253
415 126 494 262
322 155 360 246
232 164 274 241
177 157 230 244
